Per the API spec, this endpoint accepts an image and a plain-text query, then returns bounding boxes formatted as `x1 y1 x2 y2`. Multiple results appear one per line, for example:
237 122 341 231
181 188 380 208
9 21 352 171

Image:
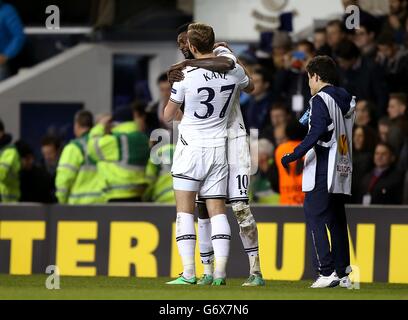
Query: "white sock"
198 218 214 274
176 212 196 279
210 214 231 279
249 255 261 275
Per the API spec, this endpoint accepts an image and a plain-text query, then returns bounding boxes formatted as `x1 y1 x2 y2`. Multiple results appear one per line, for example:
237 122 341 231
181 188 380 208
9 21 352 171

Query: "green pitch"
0 275 407 300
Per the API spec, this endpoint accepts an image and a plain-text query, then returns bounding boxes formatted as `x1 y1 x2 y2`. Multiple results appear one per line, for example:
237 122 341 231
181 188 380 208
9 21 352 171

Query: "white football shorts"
171 142 228 199
225 135 251 203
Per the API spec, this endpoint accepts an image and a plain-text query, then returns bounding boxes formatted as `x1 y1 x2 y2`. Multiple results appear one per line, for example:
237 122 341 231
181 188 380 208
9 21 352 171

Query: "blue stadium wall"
0 205 407 283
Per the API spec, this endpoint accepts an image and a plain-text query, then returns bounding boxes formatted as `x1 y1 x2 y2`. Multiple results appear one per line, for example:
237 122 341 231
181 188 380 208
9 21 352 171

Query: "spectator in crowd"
314 28 331 56
380 0 408 44
0 1 25 81
387 92 408 136
132 99 150 135
242 67 274 131
356 142 403 205
273 125 288 147
326 20 346 53
273 40 315 113
274 119 306 205
353 20 378 60
0 118 20 202
350 125 378 202
40 135 61 181
378 116 404 152
335 39 389 116
249 139 279 204
146 72 172 131
88 103 150 202
238 53 260 107
261 102 291 145
16 140 55 203
55 110 106 205
376 32 408 93
271 31 293 71
355 99 378 128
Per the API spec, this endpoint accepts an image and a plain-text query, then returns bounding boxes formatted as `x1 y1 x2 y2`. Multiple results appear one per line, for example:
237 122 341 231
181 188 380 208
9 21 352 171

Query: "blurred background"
0 0 407 206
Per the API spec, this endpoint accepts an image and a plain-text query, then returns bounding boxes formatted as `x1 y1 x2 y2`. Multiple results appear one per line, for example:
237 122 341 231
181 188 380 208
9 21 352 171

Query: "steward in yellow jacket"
56 110 106 204
0 121 20 202
88 106 150 202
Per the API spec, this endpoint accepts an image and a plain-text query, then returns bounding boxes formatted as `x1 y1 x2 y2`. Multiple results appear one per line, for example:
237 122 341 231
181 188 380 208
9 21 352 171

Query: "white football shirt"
213 47 247 139
170 63 249 147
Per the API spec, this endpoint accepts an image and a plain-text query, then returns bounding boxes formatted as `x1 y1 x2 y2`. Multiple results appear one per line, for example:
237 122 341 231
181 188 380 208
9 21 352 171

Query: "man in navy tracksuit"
282 56 354 288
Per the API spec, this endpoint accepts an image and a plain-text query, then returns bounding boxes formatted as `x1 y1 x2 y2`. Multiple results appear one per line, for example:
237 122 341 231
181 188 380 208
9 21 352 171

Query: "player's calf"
232 201 264 283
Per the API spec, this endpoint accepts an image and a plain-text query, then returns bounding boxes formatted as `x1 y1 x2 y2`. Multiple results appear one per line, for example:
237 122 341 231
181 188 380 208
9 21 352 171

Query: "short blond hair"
187 23 215 54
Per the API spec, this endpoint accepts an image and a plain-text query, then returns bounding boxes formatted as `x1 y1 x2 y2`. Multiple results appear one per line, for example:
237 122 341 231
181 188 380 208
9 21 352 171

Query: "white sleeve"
169 80 185 104
236 65 249 90
213 46 237 64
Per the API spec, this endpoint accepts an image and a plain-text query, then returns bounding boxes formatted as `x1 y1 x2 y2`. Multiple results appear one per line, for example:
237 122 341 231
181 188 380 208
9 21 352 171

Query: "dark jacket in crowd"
378 50 408 94
243 93 274 131
273 69 311 112
20 165 56 203
350 151 374 203
357 166 404 205
338 57 389 116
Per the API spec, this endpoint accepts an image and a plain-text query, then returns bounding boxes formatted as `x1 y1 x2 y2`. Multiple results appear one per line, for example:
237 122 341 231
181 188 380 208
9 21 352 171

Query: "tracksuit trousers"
304 173 351 278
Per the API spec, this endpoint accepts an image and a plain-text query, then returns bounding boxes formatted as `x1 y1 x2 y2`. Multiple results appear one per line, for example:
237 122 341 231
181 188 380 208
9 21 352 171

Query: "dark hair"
0 118 4 133
297 39 315 55
378 116 392 127
15 140 34 158
314 27 326 34
334 40 360 60
74 110 94 129
356 99 378 125
41 135 61 150
377 32 395 46
253 67 273 84
359 19 377 36
187 23 215 54
389 92 407 106
286 119 307 141
376 141 395 155
327 20 346 33
176 23 190 36
270 101 289 113
353 125 378 152
306 55 338 84
157 72 168 84
131 100 147 116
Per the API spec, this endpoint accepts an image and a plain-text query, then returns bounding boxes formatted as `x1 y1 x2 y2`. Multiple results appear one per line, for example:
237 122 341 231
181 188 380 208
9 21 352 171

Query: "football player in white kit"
167 24 265 286
164 23 254 286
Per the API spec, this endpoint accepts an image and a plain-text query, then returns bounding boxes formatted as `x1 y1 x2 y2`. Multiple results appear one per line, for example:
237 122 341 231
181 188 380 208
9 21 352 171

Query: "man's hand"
96 114 113 133
167 60 187 84
97 114 112 126
281 153 295 169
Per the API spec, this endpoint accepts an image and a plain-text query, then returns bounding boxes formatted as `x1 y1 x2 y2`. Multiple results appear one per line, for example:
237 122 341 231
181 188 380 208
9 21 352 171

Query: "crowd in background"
236 0 408 205
1 0 408 205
